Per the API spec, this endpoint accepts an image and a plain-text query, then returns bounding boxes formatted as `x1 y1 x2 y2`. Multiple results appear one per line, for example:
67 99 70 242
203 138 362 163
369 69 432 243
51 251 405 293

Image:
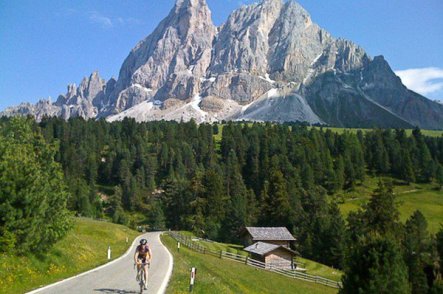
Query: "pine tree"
365 180 401 237
301 164 315 190
344 153 357 189
266 169 292 226
334 156 345 191
324 202 346 269
403 211 430 294
0 118 71 253
162 176 186 229
400 149 416 184
202 168 226 239
110 186 127 224
436 164 443 190
341 236 410 294
148 200 165 230
221 150 248 243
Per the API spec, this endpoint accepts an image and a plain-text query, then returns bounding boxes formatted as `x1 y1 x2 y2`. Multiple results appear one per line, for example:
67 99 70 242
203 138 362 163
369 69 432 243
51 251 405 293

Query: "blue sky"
1 0 442 111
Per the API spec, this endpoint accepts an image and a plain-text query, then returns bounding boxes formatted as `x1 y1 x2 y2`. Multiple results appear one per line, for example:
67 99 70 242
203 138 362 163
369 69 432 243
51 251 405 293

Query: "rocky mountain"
3 0 443 129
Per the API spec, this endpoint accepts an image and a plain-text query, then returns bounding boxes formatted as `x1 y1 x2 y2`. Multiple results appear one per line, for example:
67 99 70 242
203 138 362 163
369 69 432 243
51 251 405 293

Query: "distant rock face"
3 0 443 129
3 71 109 120
107 0 217 113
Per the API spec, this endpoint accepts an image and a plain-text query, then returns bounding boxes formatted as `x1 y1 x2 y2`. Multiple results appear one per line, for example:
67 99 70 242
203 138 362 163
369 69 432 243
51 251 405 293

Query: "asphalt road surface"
29 232 173 294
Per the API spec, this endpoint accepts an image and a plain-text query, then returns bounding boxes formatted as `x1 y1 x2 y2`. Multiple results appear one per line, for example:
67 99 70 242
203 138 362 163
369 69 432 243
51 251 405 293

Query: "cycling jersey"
136 244 151 263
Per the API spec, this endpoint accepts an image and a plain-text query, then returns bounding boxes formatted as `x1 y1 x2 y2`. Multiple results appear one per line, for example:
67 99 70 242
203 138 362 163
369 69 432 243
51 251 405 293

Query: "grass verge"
0 217 139 294
162 234 337 294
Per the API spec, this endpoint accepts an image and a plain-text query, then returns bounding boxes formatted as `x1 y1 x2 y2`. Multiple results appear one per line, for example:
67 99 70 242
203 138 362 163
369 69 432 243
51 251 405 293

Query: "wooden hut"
243 227 298 269
244 242 298 269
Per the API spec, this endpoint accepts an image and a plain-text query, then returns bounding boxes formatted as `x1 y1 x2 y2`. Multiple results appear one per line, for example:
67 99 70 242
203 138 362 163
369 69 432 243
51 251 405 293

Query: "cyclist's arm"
148 248 152 262
134 250 139 264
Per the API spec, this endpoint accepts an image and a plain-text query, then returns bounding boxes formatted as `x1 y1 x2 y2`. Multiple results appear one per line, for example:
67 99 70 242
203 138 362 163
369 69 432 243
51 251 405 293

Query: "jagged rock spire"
107 0 216 110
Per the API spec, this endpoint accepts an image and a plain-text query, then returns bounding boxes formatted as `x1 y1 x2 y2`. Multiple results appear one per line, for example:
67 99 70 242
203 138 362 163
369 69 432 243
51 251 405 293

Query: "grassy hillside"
161 234 337 294
0 218 139 294
309 126 443 137
179 231 248 256
214 124 443 142
296 258 342 282
337 177 443 233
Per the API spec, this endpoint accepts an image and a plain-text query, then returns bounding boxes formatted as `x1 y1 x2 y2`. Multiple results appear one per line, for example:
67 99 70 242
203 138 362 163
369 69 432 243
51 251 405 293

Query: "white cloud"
395 67 443 96
59 8 144 30
88 12 113 29
86 12 144 29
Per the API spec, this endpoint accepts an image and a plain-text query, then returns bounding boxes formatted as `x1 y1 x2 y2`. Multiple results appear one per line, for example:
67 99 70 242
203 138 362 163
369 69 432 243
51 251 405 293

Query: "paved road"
29 232 173 294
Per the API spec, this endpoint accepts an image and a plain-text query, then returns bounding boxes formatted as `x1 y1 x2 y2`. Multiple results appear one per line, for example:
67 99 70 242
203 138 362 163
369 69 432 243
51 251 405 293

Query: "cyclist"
134 238 152 290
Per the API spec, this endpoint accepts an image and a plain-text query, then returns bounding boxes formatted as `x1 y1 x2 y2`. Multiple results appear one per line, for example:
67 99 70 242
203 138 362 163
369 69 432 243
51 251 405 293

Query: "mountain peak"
261 0 283 7
175 0 208 9
3 0 443 129
108 0 216 108
170 0 213 39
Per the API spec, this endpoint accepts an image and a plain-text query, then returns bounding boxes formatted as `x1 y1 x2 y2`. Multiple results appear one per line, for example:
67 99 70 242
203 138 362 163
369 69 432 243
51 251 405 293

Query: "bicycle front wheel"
139 270 145 294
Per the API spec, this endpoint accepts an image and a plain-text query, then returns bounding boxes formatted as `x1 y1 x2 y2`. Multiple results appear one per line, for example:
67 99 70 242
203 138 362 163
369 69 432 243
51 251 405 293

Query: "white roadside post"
189 267 196 292
107 245 112 260
178 242 181 252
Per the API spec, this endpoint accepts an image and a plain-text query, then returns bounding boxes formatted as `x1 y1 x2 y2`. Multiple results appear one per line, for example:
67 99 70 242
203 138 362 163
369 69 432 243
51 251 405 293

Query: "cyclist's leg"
136 259 142 280
143 264 148 284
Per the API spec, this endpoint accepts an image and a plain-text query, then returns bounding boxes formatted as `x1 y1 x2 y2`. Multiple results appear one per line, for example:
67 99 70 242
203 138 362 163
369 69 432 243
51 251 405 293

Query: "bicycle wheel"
139 269 145 294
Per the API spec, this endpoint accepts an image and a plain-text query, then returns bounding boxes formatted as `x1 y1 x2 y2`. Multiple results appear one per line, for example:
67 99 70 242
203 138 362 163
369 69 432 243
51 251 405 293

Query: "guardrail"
168 232 341 289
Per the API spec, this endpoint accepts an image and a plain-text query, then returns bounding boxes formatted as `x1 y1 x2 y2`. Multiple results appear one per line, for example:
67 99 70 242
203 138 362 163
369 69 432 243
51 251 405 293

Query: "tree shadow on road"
94 289 138 294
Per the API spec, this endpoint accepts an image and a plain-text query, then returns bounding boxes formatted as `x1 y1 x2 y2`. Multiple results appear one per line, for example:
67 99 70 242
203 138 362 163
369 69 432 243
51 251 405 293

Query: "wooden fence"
168 232 341 289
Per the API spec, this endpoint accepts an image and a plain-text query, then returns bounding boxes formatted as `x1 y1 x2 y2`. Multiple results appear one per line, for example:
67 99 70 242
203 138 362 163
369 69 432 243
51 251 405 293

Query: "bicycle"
135 261 150 293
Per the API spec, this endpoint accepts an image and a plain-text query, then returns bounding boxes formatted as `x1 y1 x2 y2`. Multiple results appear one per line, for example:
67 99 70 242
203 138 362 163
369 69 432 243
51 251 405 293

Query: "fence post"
245 256 248 265
189 267 196 292
220 251 223 259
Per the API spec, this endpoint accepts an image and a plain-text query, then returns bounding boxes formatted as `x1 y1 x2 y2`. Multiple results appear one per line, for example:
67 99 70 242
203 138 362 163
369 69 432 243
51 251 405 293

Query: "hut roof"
244 242 298 256
245 227 296 241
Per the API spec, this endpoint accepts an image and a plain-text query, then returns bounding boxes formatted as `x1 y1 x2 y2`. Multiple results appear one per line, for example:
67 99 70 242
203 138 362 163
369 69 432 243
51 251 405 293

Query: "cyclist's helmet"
140 239 147 245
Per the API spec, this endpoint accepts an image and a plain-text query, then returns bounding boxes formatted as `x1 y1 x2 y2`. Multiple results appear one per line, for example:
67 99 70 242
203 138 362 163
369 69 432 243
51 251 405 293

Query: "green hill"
337 177 443 233
0 218 139 294
161 234 337 294
309 126 443 137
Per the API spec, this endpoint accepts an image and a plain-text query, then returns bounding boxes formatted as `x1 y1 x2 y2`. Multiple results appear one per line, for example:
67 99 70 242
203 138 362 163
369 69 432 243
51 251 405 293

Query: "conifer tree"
267 169 292 226
221 150 248 242
0 118 71 253
365 180 402 238
341 237 410 294
323 202 346 269
334 155 345 191
403 210 430 294
436 164 443 189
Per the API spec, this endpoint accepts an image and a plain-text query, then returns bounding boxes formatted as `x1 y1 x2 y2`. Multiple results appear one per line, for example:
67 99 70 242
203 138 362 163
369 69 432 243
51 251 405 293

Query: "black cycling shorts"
138 256 148 264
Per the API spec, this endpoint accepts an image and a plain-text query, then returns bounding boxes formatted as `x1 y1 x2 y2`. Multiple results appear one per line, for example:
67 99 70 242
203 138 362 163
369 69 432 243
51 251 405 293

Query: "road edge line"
26 233 144 294
157 232 174 294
